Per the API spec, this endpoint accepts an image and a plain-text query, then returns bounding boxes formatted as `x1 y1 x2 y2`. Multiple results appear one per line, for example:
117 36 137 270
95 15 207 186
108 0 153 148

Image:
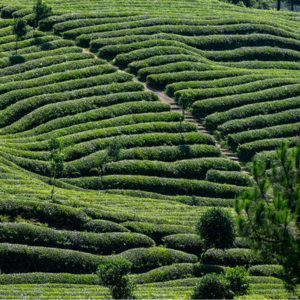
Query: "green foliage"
33 0 52 33
206 170 254 186
191 273 233 299
84 220 129 233
97 257 136 299
235 141 300 287
196 207 236 249
12 18 27 55
202 248 266 267
225 266 250 296
249 265 285 278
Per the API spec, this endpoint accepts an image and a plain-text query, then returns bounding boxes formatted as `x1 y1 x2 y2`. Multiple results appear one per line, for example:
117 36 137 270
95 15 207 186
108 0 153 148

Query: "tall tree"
12 18 28 55
33 0 52 36
235 141 300 288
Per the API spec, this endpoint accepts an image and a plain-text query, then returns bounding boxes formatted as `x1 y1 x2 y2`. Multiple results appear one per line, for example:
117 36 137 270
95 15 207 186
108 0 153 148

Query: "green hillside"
0 0 299 298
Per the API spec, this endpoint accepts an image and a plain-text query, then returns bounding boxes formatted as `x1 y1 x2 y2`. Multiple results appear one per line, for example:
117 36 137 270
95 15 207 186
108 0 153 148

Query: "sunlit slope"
0 1 299 298
3 0 298 164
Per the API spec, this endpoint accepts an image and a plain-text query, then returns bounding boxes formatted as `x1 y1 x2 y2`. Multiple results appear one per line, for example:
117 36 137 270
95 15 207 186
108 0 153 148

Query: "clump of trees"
235 141 300 288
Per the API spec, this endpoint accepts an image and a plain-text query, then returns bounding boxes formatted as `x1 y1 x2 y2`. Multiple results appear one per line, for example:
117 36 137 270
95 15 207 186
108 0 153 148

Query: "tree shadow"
9 55 26 65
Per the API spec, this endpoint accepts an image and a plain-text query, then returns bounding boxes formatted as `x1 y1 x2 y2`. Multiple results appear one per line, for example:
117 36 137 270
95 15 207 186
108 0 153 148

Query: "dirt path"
82 48 250 174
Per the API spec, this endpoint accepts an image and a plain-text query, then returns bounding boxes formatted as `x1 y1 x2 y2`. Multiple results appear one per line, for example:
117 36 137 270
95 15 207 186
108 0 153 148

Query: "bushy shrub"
249 265 284 278
202 248 266 267
0 223 154 254
225 266 250 296
84 220 129 233
196 207 236 249
0 199 90 230
205 170 254 186
117 247 198 273
191 273 233 299
122 221 193 243
97 257 136 300
162 234 203 255
0 243 108 274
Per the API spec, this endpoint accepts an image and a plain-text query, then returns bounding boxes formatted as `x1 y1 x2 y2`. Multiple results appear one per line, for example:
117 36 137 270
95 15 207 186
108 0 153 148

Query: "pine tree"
235 140 300 288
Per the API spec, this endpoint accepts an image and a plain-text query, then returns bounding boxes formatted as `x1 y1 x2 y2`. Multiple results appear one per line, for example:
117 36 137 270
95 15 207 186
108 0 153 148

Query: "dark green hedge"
122 221 194 243
162 234 203 255
219 108 300 135
39 12 140 31
0 243 108 274
237 137 300 160
0 199 90 230
202 248 268 267
137 61 216 81
118 247 198 273
103 158 240 180
0 223 154 254
1 6 20 18
205 170 254 186
166 74 269 97
147 70 249 90
84 219 129 233
0 52 96 78
193 83 300 118
62 175 246 198
0 273 98 285
205 96 300 129
128 54 202 74
227 122 300 146
249 265 284 278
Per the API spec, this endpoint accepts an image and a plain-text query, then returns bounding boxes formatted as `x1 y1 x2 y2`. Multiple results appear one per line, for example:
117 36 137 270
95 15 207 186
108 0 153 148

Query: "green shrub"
12 8 32 18
147 70 249 89
122 221 193 243
97 257 136 300
193 83 300 118
137 61 216 81
196 207 236 249
191 273 233 299
118 247 198 273
166 74 270 97
219 108 300 135
0 243 108 274
0 273 98 285
63 175 246 198
1 6 20 18
205 96 300 129
0 223 154 254
39 11 139 31
227 122 300 147
162 234 203 255
84 220 129 233
128 54 202 74
205 170 254 186
202 248 266 267
249 265 284 278
132 263 194 284
225 266 250 296
103 158 240 180
237 136 300 160
0 199 90 230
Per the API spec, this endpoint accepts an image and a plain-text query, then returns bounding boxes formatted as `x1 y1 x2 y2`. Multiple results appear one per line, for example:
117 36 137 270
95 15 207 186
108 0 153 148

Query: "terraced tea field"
0 0 299 298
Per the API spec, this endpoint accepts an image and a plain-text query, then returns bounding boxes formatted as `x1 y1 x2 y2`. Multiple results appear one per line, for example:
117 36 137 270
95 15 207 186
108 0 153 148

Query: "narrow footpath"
82 48 250 174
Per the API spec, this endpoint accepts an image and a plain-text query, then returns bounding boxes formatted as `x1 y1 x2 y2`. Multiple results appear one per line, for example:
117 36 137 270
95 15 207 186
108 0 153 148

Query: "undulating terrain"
0 0 299 298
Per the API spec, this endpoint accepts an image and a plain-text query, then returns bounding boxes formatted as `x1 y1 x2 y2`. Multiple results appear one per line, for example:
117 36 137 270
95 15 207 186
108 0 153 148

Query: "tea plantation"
0 0 299 298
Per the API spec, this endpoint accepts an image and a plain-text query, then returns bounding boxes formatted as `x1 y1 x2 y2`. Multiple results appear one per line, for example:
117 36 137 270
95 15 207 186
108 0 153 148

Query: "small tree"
235 140 300 288
225 266 250 296
97 257 136 299
196 207 236 250
178 93 193 133
12 18 28 55
33 0 52 35
48 137 64 201
192 273 233 299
